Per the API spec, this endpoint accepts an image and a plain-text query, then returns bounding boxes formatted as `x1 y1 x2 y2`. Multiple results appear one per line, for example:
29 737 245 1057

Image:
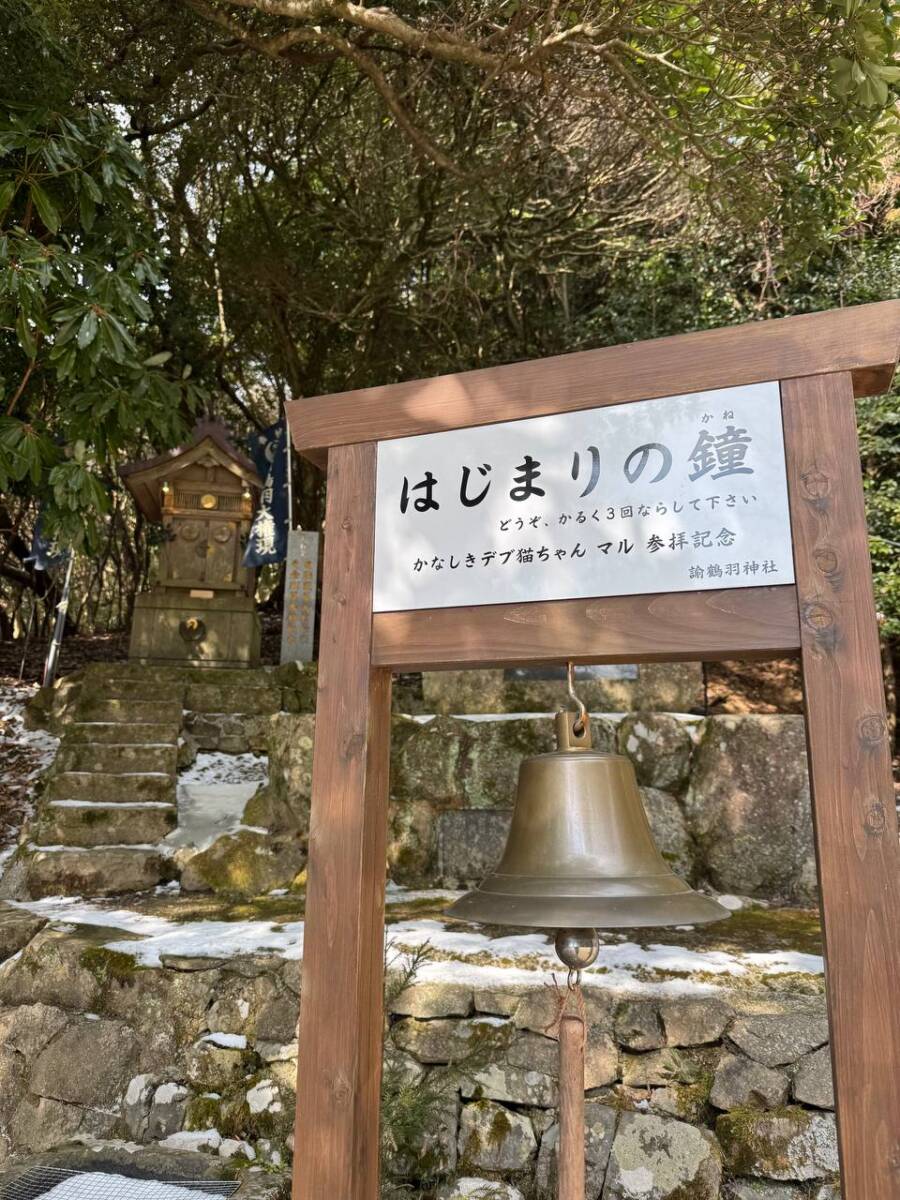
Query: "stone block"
20 847 173 898
34 802 176 848
725 1184 806 1200
660 998 731 1047
8 1093 118 1155
66 721 179 745
180 830 306 897
148 1082 190 1139
391 981 474 1019
392 1016 512 1065
534 1102 617 1199
458 1100 536 1172
683 716 816 902
717 1108 839 1181
0 903 45 962
422 670 507 715
243 714 314 832
791 1045 834 1109
437 809 512 886
602 1111 721 1199
638 788 695 881
436 1181 524 1200
710 1053 790 1111
649 1083 709 1123
458 717 556 809
30 1016 139 1107
614 1001 665 1051
186 682 281 716
56 743 178 775
503 663 703 714
461 1062 557 1107
617 714 695 791
186 1040 248 1091
621 1046 717 1088
385 1076 459 1179
78 698 183 725
728 1010 829 1068
46 770 175 805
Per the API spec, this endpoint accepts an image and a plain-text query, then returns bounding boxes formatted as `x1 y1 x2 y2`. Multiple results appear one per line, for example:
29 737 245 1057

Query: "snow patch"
200 1032 247 1050
33 1172 224 1200
159 1129 221 1152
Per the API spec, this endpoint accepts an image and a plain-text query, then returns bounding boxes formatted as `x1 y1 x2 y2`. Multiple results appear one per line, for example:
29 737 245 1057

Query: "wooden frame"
289 301 900 1200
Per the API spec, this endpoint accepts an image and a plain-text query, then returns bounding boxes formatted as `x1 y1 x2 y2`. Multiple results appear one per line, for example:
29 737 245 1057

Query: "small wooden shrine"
120 420 262 667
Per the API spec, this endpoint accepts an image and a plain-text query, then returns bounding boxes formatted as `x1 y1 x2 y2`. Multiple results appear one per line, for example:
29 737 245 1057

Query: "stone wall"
0 914 839 1199
257 711 816 905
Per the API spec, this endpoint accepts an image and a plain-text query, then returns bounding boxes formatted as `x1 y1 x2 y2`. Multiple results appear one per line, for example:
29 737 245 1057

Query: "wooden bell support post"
287 300 900 1200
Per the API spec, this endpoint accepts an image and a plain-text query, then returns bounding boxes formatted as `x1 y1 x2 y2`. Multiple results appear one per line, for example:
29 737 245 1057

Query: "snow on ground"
5 893 824 996
0 684 59 874
33 1172 228 1200
179 751 268 788
167 752 268 853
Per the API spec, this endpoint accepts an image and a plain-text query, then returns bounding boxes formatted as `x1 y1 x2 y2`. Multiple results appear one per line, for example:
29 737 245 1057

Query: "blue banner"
243 417 289 567
24 511 69 572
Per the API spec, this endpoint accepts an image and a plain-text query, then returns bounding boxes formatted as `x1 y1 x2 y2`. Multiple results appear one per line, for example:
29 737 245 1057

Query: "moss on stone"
184 1094 224 1131
717 1104 813 1176
79 945 140 986
487 1105 513 1148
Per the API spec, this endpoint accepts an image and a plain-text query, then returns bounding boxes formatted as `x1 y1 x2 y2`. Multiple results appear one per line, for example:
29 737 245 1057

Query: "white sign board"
373 382 794 613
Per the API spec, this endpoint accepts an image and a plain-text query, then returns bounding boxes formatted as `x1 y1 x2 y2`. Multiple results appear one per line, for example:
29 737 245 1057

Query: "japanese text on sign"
373 382 794 613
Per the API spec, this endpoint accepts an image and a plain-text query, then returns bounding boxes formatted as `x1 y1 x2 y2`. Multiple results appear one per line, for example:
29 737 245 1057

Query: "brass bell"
447 709 730 930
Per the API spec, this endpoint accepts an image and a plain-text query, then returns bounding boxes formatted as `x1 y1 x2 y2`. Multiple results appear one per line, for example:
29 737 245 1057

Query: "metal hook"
566 660 588 735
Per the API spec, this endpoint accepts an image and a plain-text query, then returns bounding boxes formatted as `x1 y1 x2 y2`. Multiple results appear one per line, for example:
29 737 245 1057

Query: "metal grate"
1 1169 240 1200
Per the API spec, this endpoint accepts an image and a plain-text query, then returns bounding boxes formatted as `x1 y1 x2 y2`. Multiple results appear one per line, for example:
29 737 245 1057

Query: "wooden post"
293 442 392 1200
782 373 900 1200
558 1014 585 1200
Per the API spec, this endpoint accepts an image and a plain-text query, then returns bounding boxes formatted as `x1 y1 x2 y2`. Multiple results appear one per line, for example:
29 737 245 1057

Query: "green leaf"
76 309 98 349
78 189 95 231
16 309 36 358
142 350 172 367
0 180 15 217
29 182 59 233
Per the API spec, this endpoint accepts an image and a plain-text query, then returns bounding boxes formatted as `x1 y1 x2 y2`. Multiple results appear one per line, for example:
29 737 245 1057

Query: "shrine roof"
120 420 262 522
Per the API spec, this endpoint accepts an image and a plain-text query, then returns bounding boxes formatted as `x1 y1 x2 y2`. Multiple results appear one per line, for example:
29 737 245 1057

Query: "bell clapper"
553 927 599 1200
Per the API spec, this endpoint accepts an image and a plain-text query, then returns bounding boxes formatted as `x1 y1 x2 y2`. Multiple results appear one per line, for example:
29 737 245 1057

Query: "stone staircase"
8 661 311 899
28 679 183 897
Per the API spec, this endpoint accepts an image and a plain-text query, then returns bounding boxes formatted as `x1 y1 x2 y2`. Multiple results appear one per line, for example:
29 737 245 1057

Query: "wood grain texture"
372 585 801 670
293 443 392 1200
288 300 900 461
558 1015 586 1200
782 373 900 1200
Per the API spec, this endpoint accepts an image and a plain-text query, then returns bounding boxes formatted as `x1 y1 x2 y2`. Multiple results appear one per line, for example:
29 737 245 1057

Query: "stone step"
76 698 183 725
102 683 184 703
184 682 282 716
86 663 278 684
56 742 178 775
47 771 175 804
34 802 177 847
64 721 180 746
22 845 173 898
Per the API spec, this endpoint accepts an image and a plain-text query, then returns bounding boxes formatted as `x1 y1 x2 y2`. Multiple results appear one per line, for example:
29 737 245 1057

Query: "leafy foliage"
0 94 202 550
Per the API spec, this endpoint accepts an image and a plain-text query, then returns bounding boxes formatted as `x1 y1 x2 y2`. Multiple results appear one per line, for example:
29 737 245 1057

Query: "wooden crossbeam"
288 300 900 465
372 585 801 671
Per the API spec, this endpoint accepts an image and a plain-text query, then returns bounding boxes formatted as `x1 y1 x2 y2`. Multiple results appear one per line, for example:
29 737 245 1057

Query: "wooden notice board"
287 299 900 1200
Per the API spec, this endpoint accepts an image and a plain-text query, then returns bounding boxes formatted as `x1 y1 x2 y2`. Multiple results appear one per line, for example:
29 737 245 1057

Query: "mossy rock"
180 831 307 898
